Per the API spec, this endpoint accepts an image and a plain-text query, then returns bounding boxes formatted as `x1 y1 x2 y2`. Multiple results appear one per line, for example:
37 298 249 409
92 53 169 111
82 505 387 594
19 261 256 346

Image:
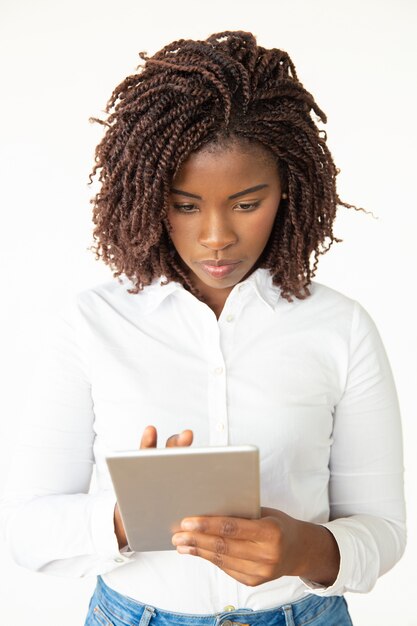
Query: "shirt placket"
205 291 241 447
207 324 228 446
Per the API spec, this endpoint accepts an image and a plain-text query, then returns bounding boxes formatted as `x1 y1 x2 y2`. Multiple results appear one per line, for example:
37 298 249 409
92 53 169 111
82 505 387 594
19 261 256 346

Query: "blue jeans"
84 576 353 626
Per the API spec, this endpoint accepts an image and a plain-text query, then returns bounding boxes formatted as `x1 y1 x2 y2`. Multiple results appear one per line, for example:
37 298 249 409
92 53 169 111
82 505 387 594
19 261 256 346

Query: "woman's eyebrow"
229 184 269 199
170 184 269 200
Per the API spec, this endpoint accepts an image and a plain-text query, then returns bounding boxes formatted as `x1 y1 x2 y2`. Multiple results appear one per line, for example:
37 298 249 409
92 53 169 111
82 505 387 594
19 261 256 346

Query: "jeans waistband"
89 576 348 626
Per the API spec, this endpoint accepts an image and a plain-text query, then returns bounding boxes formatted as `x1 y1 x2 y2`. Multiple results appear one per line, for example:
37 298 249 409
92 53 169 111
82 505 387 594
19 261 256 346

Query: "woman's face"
167 141 284 314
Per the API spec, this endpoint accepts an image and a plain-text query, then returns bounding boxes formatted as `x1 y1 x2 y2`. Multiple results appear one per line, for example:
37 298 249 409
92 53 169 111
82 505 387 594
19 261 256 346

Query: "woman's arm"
0 299 132 577
313 301 406 594
172 302 406 591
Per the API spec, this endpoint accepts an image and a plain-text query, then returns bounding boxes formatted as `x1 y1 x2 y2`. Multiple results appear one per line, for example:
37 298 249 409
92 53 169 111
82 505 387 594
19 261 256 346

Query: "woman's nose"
198 212 238 251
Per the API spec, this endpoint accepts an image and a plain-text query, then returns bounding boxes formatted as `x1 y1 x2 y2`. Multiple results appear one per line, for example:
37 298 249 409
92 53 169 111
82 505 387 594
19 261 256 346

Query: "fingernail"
172 534 187 546
181 520 199 531
176 545 194 555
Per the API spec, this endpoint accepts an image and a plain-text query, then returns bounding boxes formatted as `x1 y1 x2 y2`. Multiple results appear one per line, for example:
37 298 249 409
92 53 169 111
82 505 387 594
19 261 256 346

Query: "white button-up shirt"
0 269 405 613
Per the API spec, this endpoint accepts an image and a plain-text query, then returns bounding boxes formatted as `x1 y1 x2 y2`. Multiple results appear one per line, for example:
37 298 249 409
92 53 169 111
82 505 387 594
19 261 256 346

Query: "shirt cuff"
90 491 135 566
298 518 379 596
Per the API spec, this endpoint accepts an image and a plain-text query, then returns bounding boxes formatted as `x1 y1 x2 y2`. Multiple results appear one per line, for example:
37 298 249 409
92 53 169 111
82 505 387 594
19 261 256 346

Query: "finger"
172 531 262 562
222 566 265 587
179 515 263 542
140 425 157 449
175 543 269 582
166 429 194 448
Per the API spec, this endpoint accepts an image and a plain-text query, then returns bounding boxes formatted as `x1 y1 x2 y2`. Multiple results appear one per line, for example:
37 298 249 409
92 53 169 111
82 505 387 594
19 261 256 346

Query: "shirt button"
216 422 225 432
223 605 235 612
226 314 234 322
214 367 224 375
114 557 124 563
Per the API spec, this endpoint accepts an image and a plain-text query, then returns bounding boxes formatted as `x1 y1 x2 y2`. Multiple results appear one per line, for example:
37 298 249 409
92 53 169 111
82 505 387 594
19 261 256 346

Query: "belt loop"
282 604 295 626
138 605 156 626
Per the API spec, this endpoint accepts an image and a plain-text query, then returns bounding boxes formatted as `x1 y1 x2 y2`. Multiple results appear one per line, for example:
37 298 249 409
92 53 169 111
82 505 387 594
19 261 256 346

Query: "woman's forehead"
173 141 279 182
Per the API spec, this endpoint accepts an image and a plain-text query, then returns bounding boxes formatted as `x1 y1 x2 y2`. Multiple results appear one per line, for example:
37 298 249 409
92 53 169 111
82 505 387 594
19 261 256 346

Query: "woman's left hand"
172 507 340 587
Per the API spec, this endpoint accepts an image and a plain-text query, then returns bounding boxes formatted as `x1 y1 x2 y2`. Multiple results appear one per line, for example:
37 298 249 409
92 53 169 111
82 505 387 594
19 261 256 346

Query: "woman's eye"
172 202 260 213
173 204 198 213
235 202 260 211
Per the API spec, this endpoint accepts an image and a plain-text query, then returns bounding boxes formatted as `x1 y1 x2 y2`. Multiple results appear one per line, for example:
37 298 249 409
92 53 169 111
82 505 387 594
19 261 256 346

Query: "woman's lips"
198 261 241 279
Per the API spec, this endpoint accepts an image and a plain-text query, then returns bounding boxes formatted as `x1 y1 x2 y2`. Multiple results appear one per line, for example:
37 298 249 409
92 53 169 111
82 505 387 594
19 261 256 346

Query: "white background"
0 0 416 624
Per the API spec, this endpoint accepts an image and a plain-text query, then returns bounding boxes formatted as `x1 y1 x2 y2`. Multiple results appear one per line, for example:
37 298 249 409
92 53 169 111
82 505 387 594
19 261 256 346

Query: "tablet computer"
106 445 260 552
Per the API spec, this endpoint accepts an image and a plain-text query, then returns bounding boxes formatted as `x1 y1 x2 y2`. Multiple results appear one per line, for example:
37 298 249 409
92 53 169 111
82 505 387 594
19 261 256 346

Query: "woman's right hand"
113 425 194 549
138 425 194 449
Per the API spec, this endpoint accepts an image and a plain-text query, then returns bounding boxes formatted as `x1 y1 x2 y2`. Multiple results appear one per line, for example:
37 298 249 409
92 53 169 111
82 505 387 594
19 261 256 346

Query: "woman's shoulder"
74 275 165 305
77 276 134 300
308 281 357 306
303 281 379 338
308 281 372 316
67 275 181 321
270 278 359 315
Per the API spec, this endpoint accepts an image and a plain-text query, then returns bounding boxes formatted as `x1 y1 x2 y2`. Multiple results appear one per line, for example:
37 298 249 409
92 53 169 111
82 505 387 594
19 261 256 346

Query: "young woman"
0 31 405 626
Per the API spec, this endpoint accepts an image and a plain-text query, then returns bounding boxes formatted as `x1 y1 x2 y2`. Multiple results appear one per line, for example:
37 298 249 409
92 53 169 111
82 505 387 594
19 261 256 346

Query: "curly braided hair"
89 30 357 301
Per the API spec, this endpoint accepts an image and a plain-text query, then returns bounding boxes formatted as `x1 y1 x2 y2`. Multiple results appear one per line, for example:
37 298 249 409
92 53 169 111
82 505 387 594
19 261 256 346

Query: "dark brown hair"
89 30 356 301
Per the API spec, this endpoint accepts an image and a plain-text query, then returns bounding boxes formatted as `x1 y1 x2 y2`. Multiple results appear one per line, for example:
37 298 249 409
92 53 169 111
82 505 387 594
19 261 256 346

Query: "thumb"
166 429 194 447
140 425 158 449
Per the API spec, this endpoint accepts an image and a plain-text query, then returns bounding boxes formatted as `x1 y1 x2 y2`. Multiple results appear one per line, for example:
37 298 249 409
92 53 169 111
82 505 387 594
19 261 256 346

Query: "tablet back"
106 445 260 552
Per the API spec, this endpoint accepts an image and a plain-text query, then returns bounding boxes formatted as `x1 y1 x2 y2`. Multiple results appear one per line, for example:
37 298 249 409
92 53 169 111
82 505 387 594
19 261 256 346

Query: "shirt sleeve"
0 298 134 577
301 301 406 595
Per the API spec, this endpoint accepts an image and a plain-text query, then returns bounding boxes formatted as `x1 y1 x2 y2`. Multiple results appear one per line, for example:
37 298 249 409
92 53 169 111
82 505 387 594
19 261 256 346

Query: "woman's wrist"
114 503 128 550
293 520 340 587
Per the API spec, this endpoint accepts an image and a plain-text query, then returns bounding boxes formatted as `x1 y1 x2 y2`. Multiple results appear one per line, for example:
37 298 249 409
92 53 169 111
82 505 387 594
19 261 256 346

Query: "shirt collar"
140 276 183 314
239 268 281 311
130 268 280 315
